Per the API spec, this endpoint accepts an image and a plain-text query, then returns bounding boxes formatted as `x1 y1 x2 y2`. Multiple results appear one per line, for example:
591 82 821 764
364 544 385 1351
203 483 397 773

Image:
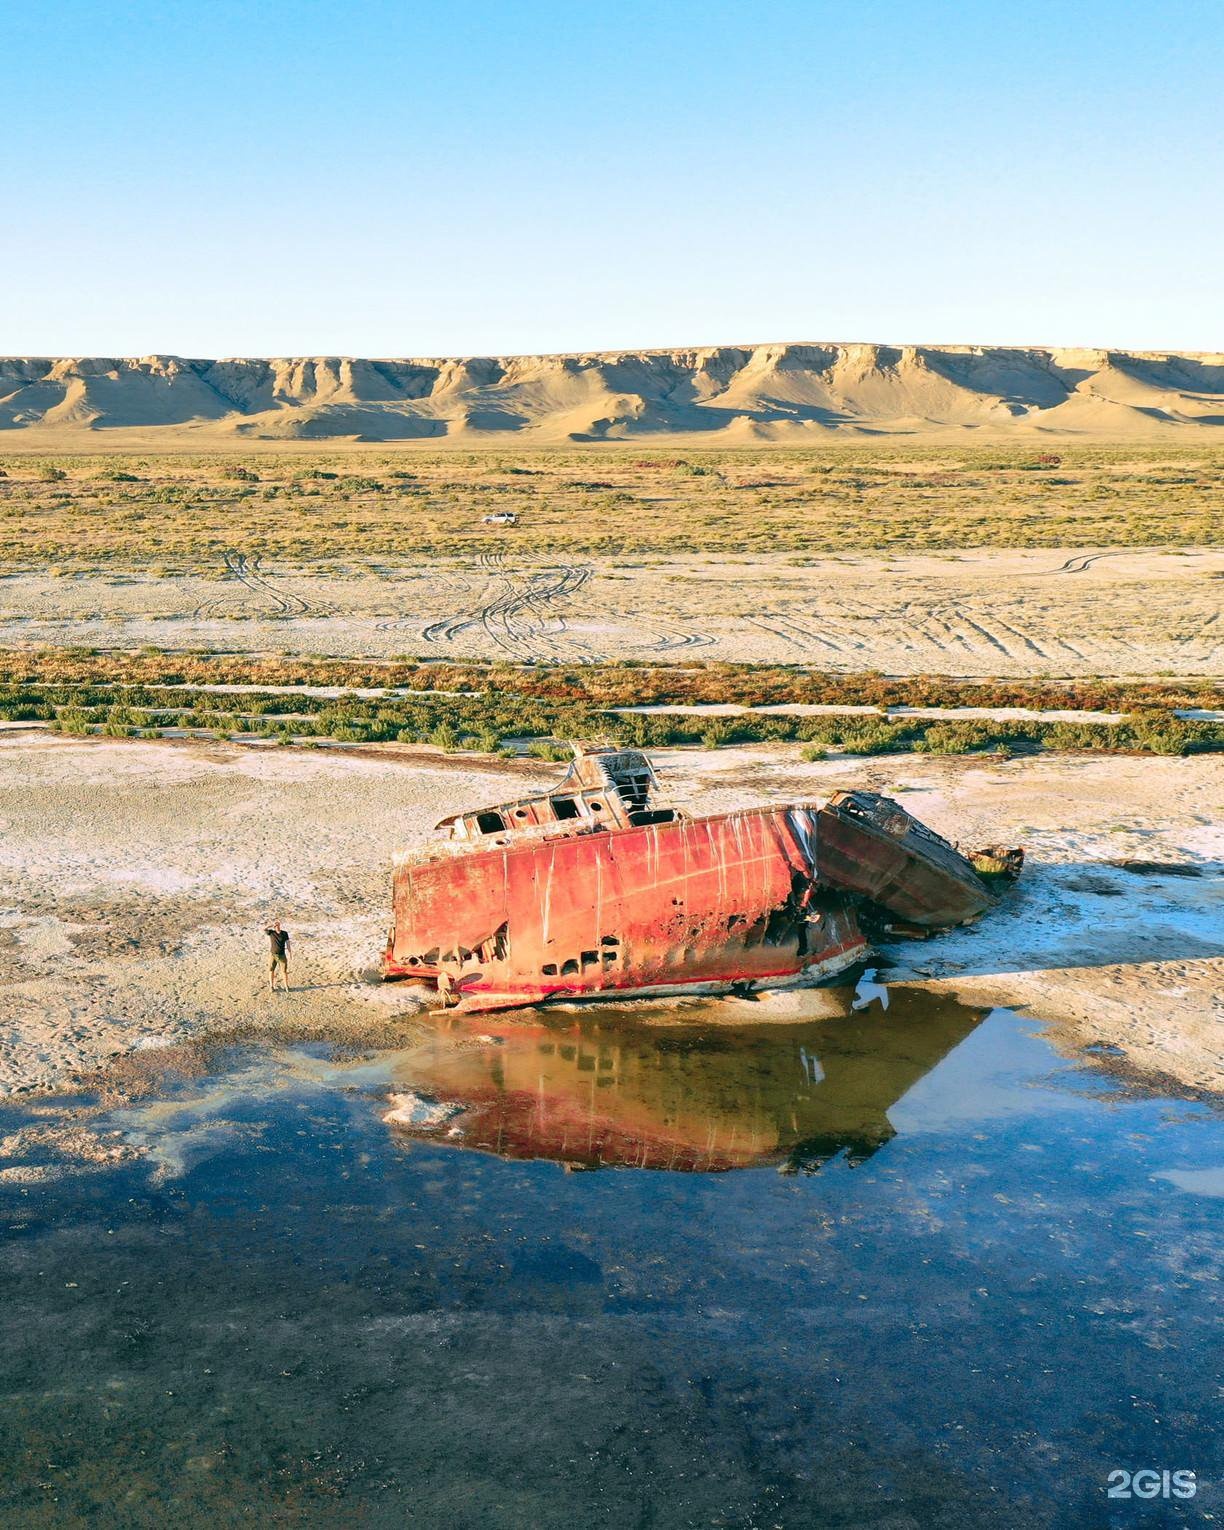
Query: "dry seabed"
0 734 1218 1099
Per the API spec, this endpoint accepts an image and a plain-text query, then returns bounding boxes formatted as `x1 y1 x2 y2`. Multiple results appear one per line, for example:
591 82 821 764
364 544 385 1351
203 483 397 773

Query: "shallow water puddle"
0 987 1220 1526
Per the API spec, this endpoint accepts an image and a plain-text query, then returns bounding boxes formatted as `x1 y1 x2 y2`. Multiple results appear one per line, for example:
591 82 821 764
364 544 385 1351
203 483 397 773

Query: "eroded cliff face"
2 343 1223 440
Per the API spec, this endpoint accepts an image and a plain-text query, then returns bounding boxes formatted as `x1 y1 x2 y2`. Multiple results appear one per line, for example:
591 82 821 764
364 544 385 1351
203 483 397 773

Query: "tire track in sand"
421 555 595 656
193 551 329 619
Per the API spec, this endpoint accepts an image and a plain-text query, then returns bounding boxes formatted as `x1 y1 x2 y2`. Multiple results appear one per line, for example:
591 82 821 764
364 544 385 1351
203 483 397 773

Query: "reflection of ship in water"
384 987 987 1173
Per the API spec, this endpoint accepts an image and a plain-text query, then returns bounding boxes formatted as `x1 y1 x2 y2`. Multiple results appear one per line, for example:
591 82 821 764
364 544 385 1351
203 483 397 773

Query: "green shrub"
911 721 1020 754
52 708 92 734
827 721 916 755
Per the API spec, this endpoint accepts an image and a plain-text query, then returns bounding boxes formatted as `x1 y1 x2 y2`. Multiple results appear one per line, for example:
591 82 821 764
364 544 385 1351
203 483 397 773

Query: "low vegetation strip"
1 446 1221 562
2 680 1220 757
0 650 1218 714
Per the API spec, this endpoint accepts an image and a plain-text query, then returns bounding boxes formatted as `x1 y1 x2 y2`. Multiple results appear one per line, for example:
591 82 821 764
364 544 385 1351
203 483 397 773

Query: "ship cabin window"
550 796 580 821
618 771 653 812
560 958 579 975
589 800 604 813
628 808 676 827
475 810 506 834
542 962 557 976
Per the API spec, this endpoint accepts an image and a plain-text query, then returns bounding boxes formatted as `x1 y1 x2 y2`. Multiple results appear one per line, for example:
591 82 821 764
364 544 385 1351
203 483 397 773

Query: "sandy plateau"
1 545 1221 675
0 733 1218 1107
6 344 1224 441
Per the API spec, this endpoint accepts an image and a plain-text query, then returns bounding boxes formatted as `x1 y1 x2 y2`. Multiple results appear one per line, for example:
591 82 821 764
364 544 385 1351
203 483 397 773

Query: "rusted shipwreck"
381 746 1020 1013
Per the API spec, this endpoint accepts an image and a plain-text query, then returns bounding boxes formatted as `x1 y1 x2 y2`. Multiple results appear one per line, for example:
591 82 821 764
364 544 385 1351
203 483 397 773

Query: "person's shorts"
269 954 287 969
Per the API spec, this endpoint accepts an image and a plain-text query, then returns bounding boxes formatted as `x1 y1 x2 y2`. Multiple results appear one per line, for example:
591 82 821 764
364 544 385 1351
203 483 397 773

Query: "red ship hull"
383 806 867 1013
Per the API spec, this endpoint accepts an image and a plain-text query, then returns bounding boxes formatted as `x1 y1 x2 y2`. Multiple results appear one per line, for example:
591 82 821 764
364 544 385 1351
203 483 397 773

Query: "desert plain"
0 422 1220 1133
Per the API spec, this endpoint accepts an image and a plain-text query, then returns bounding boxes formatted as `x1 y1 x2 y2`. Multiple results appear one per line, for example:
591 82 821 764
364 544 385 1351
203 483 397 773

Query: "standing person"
265 920 291 992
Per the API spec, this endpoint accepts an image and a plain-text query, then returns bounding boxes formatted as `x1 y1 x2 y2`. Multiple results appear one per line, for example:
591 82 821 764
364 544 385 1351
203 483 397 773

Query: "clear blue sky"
2 0 1221 356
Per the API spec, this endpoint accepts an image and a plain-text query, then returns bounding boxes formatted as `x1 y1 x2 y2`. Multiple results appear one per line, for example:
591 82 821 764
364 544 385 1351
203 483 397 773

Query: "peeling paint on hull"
384 806 866 1014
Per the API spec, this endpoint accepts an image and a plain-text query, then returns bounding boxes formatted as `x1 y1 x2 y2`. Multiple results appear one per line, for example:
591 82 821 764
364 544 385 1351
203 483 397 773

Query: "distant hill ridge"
3 343 1224 442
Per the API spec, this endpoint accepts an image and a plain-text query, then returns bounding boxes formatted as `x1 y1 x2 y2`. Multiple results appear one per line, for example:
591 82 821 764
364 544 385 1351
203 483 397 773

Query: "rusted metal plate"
816 791 995 928
386 806 866 1011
